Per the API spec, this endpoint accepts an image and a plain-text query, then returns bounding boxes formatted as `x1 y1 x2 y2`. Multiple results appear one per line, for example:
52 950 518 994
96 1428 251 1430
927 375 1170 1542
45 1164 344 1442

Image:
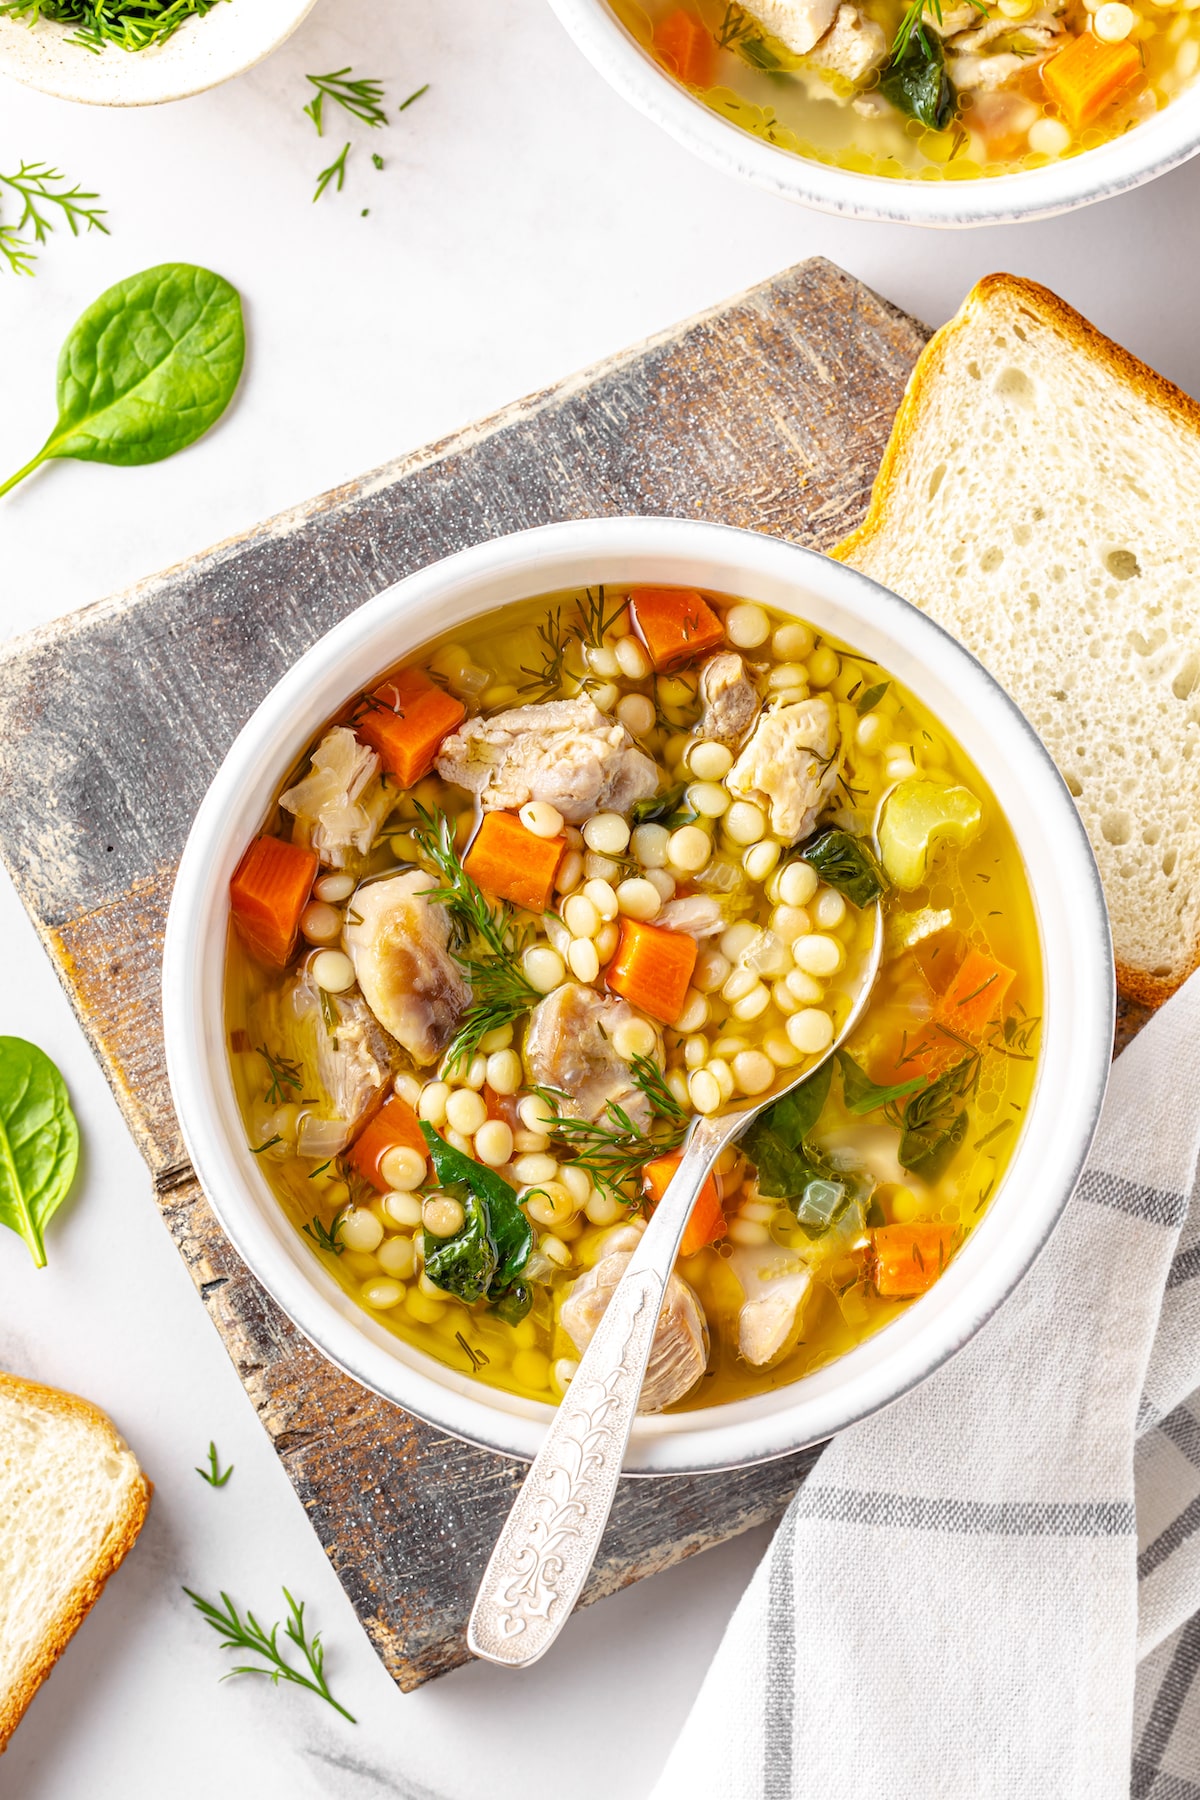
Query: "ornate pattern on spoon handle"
468 1262 666 1665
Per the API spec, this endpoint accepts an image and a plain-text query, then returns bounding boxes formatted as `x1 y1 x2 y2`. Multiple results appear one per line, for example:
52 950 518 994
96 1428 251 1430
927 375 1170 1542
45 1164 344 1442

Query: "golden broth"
225 587 1041 1415
614 0 1197 180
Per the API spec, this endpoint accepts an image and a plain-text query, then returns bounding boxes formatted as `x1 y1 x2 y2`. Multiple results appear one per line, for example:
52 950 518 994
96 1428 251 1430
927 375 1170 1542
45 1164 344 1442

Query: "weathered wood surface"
0 256 941 1689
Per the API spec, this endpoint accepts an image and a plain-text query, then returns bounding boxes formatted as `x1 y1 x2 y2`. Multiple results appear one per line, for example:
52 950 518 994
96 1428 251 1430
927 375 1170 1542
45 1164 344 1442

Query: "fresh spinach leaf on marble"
0 262 244 499
0 1036 80 1268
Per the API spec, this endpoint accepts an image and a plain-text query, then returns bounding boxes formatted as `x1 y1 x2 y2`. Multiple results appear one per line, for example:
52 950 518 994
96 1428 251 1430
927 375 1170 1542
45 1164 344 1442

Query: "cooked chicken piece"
560 1222 709 1412
288 970 399 1140
946 9 1061 50
947 50 1033 90
655 895 727 939
279 727 392 870
925 2 981 31
435 698 658 824
525 983 661 1130
744 0 838 53
728 1242 813 1367
727 694 840 843
697 654 760 748
807 4 887 81
343 871 470 1067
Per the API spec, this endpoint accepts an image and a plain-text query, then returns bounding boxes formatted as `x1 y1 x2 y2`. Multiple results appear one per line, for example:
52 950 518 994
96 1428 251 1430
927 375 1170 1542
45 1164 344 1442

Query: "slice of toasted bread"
0 1372 151 1751
836 273 1200 1007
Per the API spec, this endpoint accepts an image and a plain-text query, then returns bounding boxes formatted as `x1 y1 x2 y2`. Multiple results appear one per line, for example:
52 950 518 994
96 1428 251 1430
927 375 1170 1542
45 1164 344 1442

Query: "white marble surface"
1 1 1198 1794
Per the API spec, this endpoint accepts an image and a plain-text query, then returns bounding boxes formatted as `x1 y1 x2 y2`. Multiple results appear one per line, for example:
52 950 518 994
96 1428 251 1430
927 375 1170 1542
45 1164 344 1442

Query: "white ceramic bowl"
0 0 316 106
547 0 1200 225
163 517 1113 1474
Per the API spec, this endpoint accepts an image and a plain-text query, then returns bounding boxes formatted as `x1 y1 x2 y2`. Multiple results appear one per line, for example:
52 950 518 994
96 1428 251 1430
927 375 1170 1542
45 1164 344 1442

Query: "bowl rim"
162 516 1114 1475
545 0 1200 225
0 0 317 106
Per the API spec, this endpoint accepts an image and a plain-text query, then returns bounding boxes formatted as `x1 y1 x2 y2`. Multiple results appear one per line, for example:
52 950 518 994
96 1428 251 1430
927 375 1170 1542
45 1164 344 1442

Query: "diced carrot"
653 8 716 87
1042 32 1140 128
629 587 726 673
346 1094 428 1191
355 666 465 787
645 1152 725 1257
464 810 565 914
936 947 1015 1040
872 1223 957 1299
606 917 698 1025
229 835 318 966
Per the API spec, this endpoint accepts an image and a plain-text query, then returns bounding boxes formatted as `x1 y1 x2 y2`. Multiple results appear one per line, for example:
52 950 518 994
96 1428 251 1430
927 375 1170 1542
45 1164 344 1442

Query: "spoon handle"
467 1107 748 1668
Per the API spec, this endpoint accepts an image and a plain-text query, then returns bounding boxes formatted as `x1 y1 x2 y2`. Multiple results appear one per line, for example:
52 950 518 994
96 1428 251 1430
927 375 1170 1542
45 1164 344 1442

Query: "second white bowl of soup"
546 0 1200 223
163 518 1113 1473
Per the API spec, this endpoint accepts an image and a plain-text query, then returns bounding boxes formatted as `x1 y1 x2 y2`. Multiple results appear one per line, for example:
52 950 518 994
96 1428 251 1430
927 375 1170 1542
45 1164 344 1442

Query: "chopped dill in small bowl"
0 0 228 53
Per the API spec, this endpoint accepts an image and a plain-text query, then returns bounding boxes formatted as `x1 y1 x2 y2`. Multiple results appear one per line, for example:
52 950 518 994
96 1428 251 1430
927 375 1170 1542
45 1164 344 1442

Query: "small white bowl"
0 0 316 106
546 0 1200 225
163 518 1113 1474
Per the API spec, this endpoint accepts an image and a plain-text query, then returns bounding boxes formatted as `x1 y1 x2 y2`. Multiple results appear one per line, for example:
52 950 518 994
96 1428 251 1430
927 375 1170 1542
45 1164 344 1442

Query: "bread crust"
834 272 1200 1007
0 1372 151 1753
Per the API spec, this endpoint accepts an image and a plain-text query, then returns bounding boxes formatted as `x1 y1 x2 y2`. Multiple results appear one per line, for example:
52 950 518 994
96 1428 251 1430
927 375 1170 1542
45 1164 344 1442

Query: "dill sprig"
313 143 351 204
0 0 226 52
195 1441 233 1487
411 804 541 1066
891 0 985 58
302 1215 346 1256
0 161 107 276
517 606 571 700
183 1586 356 1723
304 66 388 134
531 1083 688 1200
631 1053 688 1123
575 584 626 651
256 1044 303 1105
398 82 429 111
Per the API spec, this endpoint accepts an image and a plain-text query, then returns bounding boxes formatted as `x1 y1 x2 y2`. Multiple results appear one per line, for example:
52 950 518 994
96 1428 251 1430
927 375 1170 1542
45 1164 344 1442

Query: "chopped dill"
313 142 351 204
517 606 570 700
531 1084 687 1200
257 1045 302 1104
399 82 429 111
575 584 626 651
304 67 387 134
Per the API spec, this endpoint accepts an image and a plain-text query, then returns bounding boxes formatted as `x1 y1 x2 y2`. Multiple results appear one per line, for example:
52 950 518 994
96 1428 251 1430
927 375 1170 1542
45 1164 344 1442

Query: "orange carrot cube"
464 811 566 914
629 587 726 672
346 1094 428 1191
645 1151 726 1257
230 835 318 966
653 9 716 87
355 666 465 788
607 917 698 1025
872 1223 957 1298
1042 32 1140 128
936 947 1015 1041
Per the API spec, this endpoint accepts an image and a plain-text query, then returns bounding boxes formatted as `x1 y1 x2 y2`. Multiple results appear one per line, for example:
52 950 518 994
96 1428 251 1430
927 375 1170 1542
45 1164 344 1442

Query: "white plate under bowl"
0 0 316 106
546 0 1200 225
163 517 1114 1475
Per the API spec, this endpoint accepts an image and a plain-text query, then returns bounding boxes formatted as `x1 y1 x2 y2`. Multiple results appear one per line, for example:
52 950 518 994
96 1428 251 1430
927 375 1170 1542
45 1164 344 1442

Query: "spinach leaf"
879 28 954 131
420 1124 534 1304
800 829 890 909
741 1059 833 1200
0 263 244 500
855 680 891 718
490 1282 533 1327
897 1054 978 1180
0 1037 80 1267
835 1049 927 1116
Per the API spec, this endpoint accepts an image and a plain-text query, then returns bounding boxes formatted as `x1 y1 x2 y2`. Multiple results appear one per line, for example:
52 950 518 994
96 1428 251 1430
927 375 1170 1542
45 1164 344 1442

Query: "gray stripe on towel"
1159 1403 1200 1471
1167 1243 1200 1289
1077 1168 1189 1230
1139 1495 1200 1583
763 1502 799 1800
796 1487 1134 1536
1132 1614 1200 1797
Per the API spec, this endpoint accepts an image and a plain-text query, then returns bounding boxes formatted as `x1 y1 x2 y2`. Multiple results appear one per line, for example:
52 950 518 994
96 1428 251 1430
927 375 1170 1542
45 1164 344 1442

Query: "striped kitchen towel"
652 973 1200 1800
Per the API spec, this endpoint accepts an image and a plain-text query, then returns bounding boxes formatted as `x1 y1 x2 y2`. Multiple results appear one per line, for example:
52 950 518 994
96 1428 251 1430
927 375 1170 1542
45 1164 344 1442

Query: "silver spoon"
468 819 889 1668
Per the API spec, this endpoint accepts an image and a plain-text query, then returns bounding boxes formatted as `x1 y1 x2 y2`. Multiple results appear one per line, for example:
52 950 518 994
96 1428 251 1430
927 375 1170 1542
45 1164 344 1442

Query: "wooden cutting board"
0 256 972 1689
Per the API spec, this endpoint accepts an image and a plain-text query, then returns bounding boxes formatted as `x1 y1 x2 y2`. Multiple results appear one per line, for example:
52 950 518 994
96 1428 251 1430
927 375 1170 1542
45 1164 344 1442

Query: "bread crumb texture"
838 274 1200 1006
0 1373 150 1752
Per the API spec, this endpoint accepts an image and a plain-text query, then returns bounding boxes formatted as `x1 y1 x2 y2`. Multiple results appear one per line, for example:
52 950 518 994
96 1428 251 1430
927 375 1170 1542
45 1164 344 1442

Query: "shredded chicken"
655 895 727 939
744 0 839 53
698 654 760 749
435 698 658 825
807 5 888 81
946 8 1061 50
727 694 840 843
728 1242 813 1367
525 983 660 1129
561 1222 708 1412
925 2 980 32
948 49 1037 90
343 871 470 1067
279 727 392 870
